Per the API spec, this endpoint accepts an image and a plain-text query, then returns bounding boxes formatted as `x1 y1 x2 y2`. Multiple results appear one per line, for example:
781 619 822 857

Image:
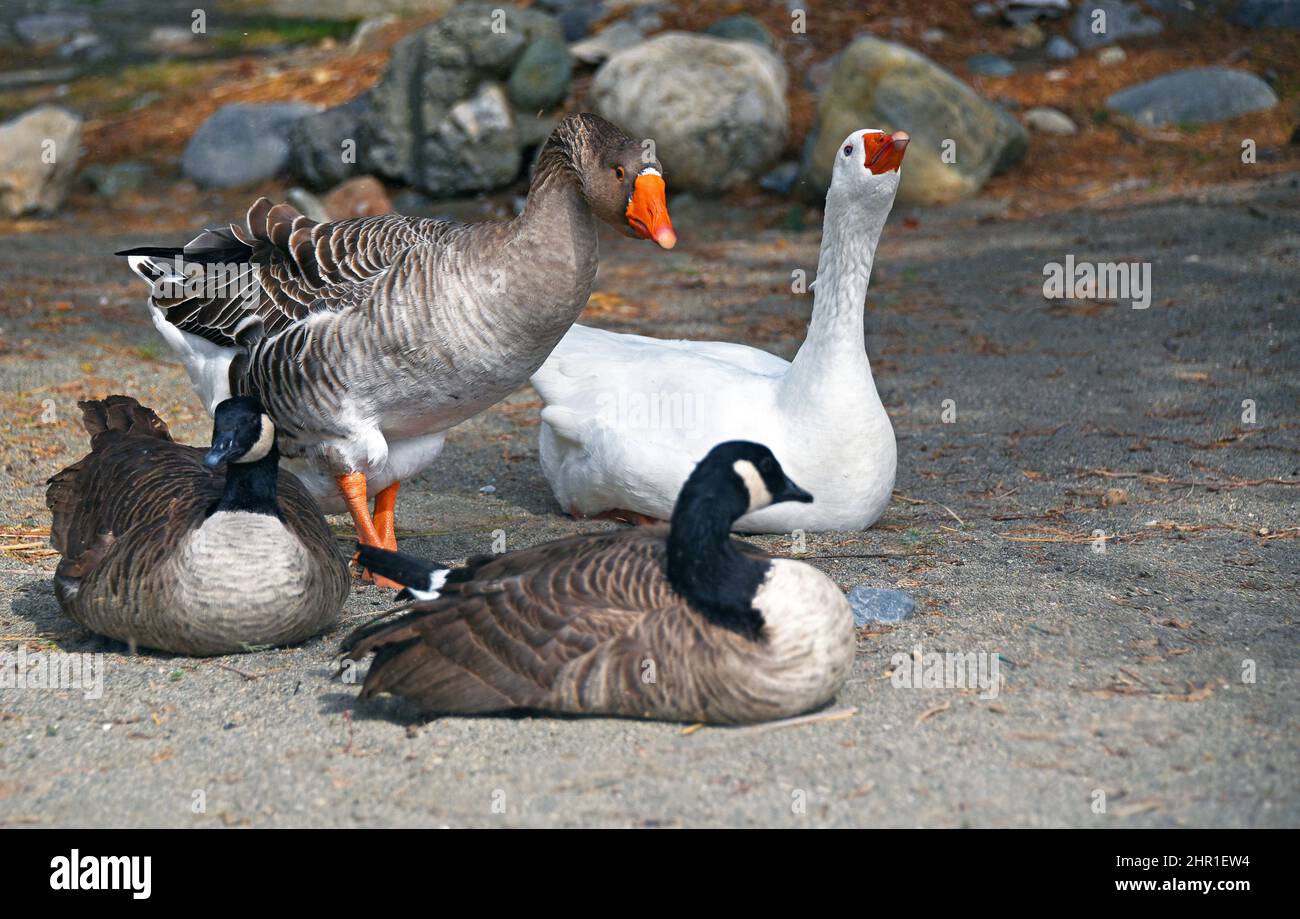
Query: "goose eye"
843 144 853 157
615 166 626 181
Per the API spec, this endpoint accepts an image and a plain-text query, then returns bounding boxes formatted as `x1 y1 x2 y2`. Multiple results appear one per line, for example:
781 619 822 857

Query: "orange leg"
372 481 400 552
337 472 401 589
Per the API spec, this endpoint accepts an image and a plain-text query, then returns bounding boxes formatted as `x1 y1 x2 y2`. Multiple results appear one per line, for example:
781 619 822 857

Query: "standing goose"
116 113 676 583
46 395 350 656
530 129 907 533
340 442 855 725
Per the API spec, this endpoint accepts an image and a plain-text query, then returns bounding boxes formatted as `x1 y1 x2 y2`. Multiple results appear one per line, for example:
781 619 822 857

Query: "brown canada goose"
115 113 677 586
46 395 350 656
340 442 855 724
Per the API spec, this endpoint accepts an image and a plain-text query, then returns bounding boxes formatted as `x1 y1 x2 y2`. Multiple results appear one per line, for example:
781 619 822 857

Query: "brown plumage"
341 442 855 724
47 396 349 656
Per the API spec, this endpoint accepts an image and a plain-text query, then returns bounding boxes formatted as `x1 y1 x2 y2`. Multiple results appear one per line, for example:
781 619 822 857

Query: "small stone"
847 587 915 626
1097 46 1127 66
1071 1 1163 50
1024 105 1078 135
1014 22 1046 48
81 161 151 198
322 175 393 219
286 187 330 222
149 26 195 51
479 484 497 495
348 14 396 51
921 28 947 44
966 53 1017 77
1045 35 1078 60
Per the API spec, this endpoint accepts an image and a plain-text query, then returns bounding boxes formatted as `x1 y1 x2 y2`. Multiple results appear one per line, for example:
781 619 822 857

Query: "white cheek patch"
234 414 276 464
733 459 773 512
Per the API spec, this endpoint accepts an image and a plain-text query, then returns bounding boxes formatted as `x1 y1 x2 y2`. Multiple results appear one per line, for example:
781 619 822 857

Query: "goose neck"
666 489 766 640
212 448 280 517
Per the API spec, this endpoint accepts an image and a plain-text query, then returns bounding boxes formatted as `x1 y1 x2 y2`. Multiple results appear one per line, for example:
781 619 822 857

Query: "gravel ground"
0 173 1296 827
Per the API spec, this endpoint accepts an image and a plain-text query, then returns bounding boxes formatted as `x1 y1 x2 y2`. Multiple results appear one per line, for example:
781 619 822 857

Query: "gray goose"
115 113 676 586
46 396 350 656
340 442 855 725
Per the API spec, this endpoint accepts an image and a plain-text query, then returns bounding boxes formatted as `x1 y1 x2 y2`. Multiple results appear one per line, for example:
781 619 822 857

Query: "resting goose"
116 113 676 584
340 441 855 724
46 396 350 656
531 129 907 533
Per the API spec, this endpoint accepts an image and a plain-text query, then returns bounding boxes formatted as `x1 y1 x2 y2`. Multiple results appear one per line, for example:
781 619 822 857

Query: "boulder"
800 36 1028 205
288 96 369 189
359 3 560 195
507 36 572 112
570 20 645 65
590 32 788 195
14 13 91 46
0 105 82 216
1106 68 1278 127
705 14 776 49
182 102 319 188
82 161 151 198
1070 1 1163 50
1229 0 1300 28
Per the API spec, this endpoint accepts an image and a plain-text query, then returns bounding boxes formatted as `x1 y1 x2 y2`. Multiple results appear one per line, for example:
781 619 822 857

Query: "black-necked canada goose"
340 442 855 724
115 113 677 586
46 396 350 656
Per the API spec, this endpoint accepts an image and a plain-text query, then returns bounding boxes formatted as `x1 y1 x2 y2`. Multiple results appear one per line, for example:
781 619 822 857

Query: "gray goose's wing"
340 527 678 715
126 197 462 348
46 396 215 587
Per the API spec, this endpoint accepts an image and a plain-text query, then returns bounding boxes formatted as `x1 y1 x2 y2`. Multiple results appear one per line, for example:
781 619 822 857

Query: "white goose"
531 129 907 533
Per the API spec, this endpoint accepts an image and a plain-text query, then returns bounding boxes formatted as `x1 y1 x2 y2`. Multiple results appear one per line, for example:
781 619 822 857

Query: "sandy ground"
0 173 1296 828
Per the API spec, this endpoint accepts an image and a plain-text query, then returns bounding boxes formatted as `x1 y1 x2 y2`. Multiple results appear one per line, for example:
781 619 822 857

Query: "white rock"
0 105 82 216
590 32 788 194
1024 105 1078 135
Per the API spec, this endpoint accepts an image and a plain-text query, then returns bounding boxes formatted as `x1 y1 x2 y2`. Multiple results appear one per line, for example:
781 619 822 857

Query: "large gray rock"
14 13 91 46
590 32 788 195
288 96 369 189
182 103 319 188
1107 68 1278 127
800 36 1028 205
507 36 572 112
359 3 561 195
570 20 645 65
0 105 82 216
1070 1 1163 50
1228 0 1300 27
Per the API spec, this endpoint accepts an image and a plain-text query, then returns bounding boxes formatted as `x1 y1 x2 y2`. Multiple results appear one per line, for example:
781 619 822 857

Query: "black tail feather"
357 545 449 592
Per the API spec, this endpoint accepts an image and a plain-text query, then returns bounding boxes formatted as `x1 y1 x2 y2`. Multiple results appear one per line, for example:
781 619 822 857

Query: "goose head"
559 113 677 249
204 397 276 468
830 129 909 211
673 441 812 529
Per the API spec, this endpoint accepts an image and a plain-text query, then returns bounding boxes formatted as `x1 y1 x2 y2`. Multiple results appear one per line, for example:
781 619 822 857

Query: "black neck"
666 487 767 640
210 446 280 517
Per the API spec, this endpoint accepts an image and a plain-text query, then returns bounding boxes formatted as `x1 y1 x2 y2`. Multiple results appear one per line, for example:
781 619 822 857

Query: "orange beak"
864 131 909 175
625 172 677 249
